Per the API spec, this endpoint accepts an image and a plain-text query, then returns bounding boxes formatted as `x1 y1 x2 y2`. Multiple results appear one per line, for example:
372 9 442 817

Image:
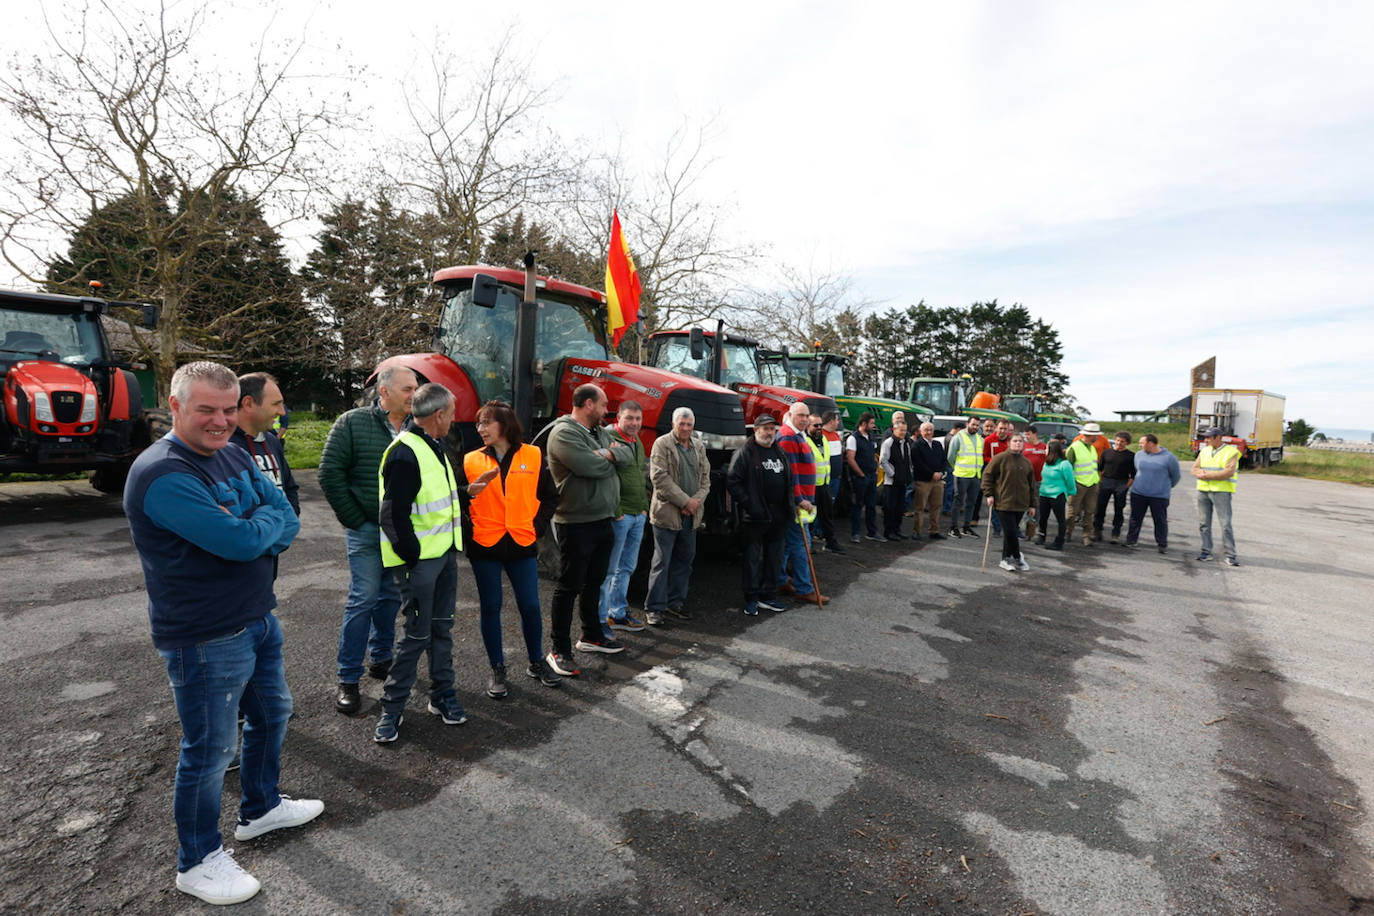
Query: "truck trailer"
1189 388 1285 467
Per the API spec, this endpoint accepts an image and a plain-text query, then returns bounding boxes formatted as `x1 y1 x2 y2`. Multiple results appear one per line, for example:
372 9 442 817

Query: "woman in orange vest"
457 400 561 700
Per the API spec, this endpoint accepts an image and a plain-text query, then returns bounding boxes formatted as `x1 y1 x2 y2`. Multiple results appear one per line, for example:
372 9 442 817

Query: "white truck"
1189 388 1286 467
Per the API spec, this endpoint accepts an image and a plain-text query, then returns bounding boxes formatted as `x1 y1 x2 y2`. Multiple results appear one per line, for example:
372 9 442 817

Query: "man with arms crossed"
125 362 320 905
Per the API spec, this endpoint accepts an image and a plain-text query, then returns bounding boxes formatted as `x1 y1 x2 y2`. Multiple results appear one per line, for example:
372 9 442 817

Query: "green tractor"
908 375 1027 432
759 349 933 431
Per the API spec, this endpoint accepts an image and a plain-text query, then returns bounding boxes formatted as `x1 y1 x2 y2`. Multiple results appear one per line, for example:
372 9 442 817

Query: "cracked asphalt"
1 471 1371 914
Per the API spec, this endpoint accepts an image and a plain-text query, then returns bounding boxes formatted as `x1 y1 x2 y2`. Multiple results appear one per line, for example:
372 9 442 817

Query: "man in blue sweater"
1123 433 1181 553
125 361 321 906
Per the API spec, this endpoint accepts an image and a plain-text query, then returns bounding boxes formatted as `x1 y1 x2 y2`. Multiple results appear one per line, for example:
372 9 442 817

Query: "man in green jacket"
598 401 650 636
544 384 633 675
318 365 417 715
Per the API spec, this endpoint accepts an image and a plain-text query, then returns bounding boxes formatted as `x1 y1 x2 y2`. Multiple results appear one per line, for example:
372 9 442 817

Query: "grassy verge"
1106 422 1374 487
280 416 332 470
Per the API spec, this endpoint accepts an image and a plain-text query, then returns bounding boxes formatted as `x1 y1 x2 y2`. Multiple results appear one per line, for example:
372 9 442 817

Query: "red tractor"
645 323 839 428
370 260 748 534
1 288 167 493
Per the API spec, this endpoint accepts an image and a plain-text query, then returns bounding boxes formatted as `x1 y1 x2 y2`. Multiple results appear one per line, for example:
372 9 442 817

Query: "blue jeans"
942 471 955 513
471 555 544 667
646 523 698 612
159 613 292 872
337 524 400 683
599 513 647 630
1196 490 1236 558
776 521 816 595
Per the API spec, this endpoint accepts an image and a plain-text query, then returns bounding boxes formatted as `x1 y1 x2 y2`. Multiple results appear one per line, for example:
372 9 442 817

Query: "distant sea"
1319 428 1373 442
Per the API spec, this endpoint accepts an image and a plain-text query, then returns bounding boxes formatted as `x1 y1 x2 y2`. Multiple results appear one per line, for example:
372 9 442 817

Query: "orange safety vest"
463 443 543 548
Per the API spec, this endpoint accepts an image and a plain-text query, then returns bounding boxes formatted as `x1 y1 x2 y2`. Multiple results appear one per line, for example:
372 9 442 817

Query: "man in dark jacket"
911 421 947 540
726 415 793 616
318 364 417 715
1094 431 1136 542
232 372 299 515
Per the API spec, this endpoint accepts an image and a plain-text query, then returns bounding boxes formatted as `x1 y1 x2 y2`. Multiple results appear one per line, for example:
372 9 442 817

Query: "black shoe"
929 533 946 540
1157 545 1168 554
335 682 361 715
1092 529 1104 542
1047 542 1064 551
949 528 962 538
962 526 976 536
665 605 693 621
1034 535 1046 545
1122 540 1138 548
366 660 392 680
826 540 846 554
487 664 508 699
527 658 563 688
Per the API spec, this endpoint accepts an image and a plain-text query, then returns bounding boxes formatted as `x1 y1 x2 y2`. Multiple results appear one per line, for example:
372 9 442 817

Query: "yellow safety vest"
1196 444 1240 493
1067 441 1100 486
952 430 984 478
807 435 830 488
378 430 463 567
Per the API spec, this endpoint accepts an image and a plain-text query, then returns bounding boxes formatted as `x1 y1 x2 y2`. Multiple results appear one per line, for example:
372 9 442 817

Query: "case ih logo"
571 365 603 378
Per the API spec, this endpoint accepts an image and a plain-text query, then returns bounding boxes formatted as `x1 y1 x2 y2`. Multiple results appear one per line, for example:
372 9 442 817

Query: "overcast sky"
7 1 1372 432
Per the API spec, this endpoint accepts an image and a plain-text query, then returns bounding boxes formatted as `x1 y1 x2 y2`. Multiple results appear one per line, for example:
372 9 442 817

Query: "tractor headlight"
80 393 97 423
34 392 55 422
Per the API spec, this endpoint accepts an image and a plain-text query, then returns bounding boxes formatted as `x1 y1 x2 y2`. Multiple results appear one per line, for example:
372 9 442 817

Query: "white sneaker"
998 558 1017 572
175 846 260 905
233 795 325 841
1016 556 1030 571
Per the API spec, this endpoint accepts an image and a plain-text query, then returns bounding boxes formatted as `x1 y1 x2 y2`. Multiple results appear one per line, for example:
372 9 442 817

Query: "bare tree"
389 30 579 274
0 1 345 398
735 261 879 352
567 120 760 341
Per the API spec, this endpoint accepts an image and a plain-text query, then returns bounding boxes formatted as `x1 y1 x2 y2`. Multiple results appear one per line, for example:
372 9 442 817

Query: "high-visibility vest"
1067 440 1101 486
952 430 984 478
464 444 542 547
1196 444 1240 492
807 435 831 487
378 430 462 567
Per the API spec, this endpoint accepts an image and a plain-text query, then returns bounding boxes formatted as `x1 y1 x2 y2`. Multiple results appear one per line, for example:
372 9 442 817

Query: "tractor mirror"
141 304 160 329
689 327 706 360
472 274 501 309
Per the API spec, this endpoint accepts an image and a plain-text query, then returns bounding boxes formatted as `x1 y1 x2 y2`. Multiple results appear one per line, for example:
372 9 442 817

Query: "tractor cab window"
0 307 104 365
821 361 845 396
654 337 711 379
720 340 761 387
1002 395 1034 419
439 282 609 410
913 381 959 416
759 359 789 387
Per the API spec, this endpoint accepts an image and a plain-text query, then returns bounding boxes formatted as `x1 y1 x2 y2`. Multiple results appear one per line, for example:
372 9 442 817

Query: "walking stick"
801 511 823 604
981 500 994 571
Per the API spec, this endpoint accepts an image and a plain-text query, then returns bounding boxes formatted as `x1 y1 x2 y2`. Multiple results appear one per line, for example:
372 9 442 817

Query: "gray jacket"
648 434 710 531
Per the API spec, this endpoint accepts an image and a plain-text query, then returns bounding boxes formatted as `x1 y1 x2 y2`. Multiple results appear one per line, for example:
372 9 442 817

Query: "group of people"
123 359 1243 905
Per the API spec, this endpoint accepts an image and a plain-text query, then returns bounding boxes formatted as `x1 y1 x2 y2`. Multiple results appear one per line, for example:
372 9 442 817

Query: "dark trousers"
850 473 878 537
470 555 543 667
953 475 981 528
813 479 836 544
883 482 907 536
742 519 788 602
1038 494 1067 546
997 509 1025 559
381 551 458 715
1127 493 1170 547
1095 478 1130 533
646 523 697 612
551 519 614 655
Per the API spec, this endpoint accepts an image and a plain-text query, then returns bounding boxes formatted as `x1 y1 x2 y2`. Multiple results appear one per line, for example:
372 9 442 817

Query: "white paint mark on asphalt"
59 681 115 701
963 811 1168 913
55 812 101 836
985 752 1069 787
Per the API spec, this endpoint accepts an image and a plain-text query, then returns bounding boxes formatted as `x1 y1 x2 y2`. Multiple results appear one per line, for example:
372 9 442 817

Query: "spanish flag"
605 209 642 347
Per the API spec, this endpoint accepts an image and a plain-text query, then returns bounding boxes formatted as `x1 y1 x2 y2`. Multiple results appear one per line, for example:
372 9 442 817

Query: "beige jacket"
648 434 711 530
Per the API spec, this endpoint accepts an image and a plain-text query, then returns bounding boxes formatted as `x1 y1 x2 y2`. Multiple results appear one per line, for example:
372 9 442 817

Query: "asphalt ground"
1 471 1371 914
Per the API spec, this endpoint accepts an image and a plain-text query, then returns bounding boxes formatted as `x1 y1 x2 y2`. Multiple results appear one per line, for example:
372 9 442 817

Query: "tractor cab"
1 288 163 491
766 350 933 432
